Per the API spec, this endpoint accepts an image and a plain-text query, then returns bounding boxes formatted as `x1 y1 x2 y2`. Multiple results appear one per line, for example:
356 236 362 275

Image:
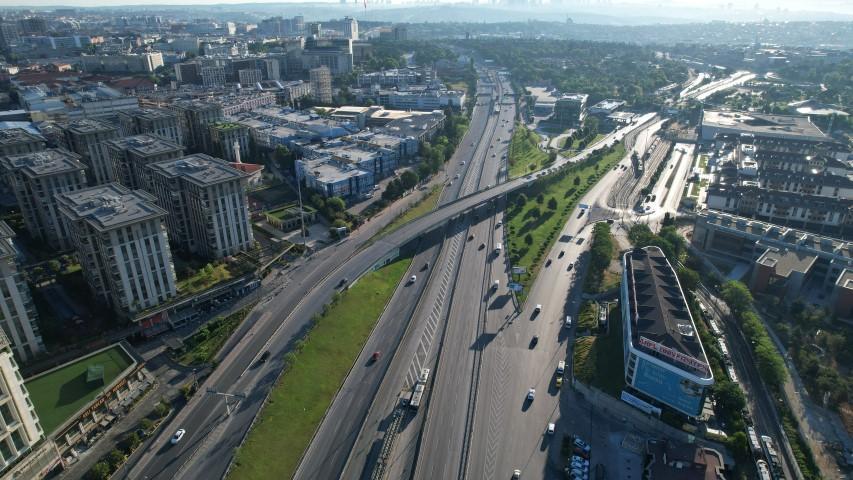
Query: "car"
565 315 572 328
558 250 565 258
557 360 565 375
495 221 502 228
493 280 500 290
370 351 381 363
449 181 453 186
534 304 542 313
547 423 555 435
573 437 590 450
259 350 271 363
527 388 536 400
460 161 466 165
171 428 186 444
454 173 460 179
337 278 348 288
492 153 496 157
468 233 475 241
479 242 486 250
409 275 417 283
512 469 521 479
556 376 563 388
545 259 552 267
530 335 539 348
567 262 574 271
422 262 429 271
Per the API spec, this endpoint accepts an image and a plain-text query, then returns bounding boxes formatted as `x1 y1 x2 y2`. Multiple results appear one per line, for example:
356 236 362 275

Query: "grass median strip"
506 142 625 301
229 257 412 480
378 184 443 237
572 303 622 396
508 124 549 179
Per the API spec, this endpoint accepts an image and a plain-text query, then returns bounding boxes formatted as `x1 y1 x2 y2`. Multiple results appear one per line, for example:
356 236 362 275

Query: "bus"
760 435 783 479
409 368 431 410
756 460 772 480
747 426 762 455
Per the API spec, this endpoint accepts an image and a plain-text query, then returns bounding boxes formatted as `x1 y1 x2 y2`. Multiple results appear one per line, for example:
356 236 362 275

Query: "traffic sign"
508 282 524 292
578 204 590 210
511 266 527 274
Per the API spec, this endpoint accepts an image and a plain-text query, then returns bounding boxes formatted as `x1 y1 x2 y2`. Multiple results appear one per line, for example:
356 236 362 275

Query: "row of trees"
381 170 420 202
584 223 614 292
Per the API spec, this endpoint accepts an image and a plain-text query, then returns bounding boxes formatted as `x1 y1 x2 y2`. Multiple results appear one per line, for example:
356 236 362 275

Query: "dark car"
259 350 271 363
530 335 539 348
337 278 348 288
558 250 565 258
545 259 552 267
370 351 381 363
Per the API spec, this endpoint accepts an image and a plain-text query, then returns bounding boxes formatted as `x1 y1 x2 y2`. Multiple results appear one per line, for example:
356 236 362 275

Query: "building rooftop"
756 247 817 278
106 134 184 158
702 110 829 142
0 221 18 261
58 183 166 231
625 246 711 377
120 107 176 122
590 99 625 112
148 154 246 186
645 439 725 480
309 142 383 164
0 149 86 177
556 93 589 103
63 118 118 135
378 111 445 138
835 269 853 291
0 127 46 147
301 156 368 184
209 121 247 132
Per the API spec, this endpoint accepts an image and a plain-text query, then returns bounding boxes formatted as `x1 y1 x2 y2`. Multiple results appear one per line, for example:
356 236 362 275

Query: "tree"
274 145 295 171
331 218 349 229
524 233 533 245
122 432 141 453
721 281 753 315
154 400 170 418
677 266 700 293
400 170 419 190
516 193 528 207
140 418 154 432
755 341 786 388
108 449 125 469
711 381 746 417
325 197 346 214
573 176 581 186
726 432 751 464
547 197 558 210
528 206 542 219
536 193 545 204
87 462 111 480
47 259 61 273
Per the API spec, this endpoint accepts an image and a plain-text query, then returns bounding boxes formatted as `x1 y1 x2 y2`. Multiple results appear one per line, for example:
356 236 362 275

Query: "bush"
140 418 154 432
108 449 125 469
87 462 111 480
121 432 141 453
154 400 170 418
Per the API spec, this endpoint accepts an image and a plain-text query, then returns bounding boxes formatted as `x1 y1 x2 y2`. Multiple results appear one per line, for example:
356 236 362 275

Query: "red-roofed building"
229 162 264 186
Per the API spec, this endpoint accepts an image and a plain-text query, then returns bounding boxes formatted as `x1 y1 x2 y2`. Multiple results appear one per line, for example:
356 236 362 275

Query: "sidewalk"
56 358 190 479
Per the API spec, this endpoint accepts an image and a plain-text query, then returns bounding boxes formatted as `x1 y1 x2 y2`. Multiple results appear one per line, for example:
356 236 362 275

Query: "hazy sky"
5 0 851 16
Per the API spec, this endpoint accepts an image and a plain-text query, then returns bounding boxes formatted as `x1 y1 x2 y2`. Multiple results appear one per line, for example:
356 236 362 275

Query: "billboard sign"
578 204 590 210
632 357 705 416
511 266 527 275
508 282 524 292
638 336 709 376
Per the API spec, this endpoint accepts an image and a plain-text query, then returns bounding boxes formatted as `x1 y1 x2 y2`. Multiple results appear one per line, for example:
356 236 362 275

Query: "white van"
493 279 500 290
557 360 565 375
565 316 572 328
495 243 502 254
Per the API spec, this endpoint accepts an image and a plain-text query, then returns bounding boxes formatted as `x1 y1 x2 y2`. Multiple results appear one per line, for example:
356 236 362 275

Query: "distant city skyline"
4 0 851 16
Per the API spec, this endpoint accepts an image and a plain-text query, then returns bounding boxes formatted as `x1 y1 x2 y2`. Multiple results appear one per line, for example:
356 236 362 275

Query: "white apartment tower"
146 154 254 259
117 108 184 146
0 149 88 251
310 66 333 104
105 134 185 191
0 222 44 362
0 329 43 470
57 183 178 316
62 119 120 186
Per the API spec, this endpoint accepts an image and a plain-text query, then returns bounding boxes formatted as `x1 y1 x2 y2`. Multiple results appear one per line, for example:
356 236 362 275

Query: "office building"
0 129 45 157
174 61 201 85
357 68 426 88
310 66 333 104
105 134 185 190
0 149 88 250
700 110 831 143
621 247 714 417
0 328 44 472
201 65 228 88
364 88 466 111
79 53 164 74
209 122 250 163
238 68 263 86
588 99 626 116
146 154 253 259
305 140 397 179
61 119 121 186
117 108 183 146
296 156 373 199
257 80 311 106
169 101 224 153
16 17 46 35
552 93 588 126
375 110 446 143
57 183 177 316
0 221 44 362
302 38 353 76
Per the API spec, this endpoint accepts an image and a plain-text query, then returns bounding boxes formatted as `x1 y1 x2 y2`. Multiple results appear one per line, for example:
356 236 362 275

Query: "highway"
294 72 510 480
126 74 654 479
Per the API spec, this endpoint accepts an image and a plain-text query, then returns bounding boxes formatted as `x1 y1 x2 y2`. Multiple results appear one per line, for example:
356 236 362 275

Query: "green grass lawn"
689 183 700 197
229 257 412 480
577 301 599 332
508 124 549 179
572 303 623 396
378 185 443 237
27 346 134 435
176 263 233 295
698 154 709 172
506 143 625 300
562 133 604 151
177 303 258 366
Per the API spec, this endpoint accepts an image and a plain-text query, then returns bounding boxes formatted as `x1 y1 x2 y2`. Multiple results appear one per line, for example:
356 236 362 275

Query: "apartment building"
79 53 164 74
0 328 44 473
296 156 373 199
61 119 120 186
0 149 88 250
0 129 45 157
552 93 588 126
208 122 250 163
117 108 184 146
57 183 177 316
105 134 185 191
0 222 44 362
146 154 253 259
169 101 224 153
302 38 353 76
309 66 332 104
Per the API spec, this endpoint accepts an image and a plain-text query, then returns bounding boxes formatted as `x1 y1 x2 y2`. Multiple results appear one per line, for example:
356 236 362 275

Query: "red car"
370 351 381 363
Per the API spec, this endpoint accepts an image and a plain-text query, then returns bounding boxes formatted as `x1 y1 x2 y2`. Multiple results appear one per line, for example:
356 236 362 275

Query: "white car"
527 388 536 401
547 423 556 435
410 275 417 283
512 469 521 479
534 304 542 313
171 428 186 444
565 315 572 328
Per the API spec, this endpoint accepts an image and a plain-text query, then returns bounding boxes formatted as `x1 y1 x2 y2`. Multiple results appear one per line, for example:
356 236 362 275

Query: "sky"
4 0 851 17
